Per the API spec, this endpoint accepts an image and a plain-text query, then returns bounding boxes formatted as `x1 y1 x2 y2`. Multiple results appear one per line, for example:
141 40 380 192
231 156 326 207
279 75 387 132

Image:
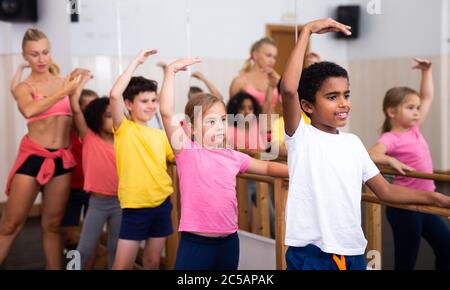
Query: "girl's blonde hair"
22 28 60 76
382 86 419 133
184 93 225 126
240 37 276 74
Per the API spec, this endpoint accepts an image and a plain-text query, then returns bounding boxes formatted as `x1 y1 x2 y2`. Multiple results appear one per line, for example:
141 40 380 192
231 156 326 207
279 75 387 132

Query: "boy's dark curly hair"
298 61 348 116
83 97 110 134
123 76 158 102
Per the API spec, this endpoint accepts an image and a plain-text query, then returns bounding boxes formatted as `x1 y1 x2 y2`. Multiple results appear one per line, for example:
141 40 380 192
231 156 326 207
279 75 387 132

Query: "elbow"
159 107 171 119
280 83 297 100
21 107 35 119
374 185 391 203
109 90 121 100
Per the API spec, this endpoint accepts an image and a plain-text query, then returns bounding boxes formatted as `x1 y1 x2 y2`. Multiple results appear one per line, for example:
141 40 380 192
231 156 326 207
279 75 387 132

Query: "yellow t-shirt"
271 113 311 144
113 118 174 208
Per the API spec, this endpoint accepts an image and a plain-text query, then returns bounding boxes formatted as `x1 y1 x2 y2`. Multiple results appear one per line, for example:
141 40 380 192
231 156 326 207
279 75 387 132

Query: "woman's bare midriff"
27 116 72 149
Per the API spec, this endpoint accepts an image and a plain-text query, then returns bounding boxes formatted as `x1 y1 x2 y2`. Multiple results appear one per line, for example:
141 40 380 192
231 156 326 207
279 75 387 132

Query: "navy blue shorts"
119 197 173 241
61 189 90 227
174 232 239 270
286 244 366 270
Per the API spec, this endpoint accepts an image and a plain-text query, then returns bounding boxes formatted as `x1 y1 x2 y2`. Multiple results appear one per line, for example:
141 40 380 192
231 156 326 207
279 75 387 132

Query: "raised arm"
366 174 450 218
10 62 30 96
70 70 93 138
13 68 81 119
109 49 157 130
159 57 201 154
245 158 288 177
412 58 433 125
191 71 223 100
368 143 414 175
281 18 351 136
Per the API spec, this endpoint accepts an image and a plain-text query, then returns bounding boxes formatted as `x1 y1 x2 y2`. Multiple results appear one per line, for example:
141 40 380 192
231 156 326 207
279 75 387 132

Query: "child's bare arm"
109 49 157 129
281 18 351 136
412 58 433 125
246 158 289 177
369 143 414 175
366 174 450 218
192 71 223 100
70 70 93 138
160 57 201 154
10 62 30 96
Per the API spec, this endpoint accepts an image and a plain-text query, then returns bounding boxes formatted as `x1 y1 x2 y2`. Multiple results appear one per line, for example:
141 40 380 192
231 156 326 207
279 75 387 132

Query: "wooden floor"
2 181 449 270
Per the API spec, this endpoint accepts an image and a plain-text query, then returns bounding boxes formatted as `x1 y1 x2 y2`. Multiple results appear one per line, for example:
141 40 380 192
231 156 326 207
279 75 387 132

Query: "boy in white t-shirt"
280 18 450 270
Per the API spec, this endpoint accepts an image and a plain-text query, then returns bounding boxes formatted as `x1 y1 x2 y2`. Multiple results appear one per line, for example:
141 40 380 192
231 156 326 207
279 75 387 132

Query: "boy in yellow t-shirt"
110 49 174 270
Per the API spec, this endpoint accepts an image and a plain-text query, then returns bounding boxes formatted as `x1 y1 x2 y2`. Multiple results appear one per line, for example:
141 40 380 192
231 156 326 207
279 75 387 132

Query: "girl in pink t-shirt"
159 57 288 270
69 71 121 269
369 59 450 270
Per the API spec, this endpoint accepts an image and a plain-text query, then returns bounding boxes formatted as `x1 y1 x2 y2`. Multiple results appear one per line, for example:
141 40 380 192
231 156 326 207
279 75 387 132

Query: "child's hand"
78 69 93 87
388 157 415 175
62 69 83 96
431 192 450 219
304 18 352 36
167 57 201 73
19 62 31 69
412 58 432 71
268 69 281 88
134 49 158 65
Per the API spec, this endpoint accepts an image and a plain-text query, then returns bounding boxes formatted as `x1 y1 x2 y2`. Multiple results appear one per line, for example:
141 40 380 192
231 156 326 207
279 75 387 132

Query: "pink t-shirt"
82 129 118 196
175 141 251 234
377 126 435 191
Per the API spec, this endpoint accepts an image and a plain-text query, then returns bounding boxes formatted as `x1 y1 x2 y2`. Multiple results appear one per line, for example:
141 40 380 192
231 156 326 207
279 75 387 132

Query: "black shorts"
16 149 74 178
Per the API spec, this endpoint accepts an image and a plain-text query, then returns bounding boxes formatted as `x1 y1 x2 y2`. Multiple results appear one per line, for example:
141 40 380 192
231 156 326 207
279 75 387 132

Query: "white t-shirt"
284 118 379 255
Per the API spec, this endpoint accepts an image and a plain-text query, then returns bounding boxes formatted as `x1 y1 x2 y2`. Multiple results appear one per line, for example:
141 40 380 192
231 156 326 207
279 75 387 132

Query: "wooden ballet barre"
237 173 289 185
362 192 450 217
379 167 450 183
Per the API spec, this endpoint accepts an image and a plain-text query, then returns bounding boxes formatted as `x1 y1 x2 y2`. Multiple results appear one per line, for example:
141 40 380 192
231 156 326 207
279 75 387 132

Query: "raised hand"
166 57 201 73
412 58 432 71
268 69 281 88
77 69 94 88
20 62 31 69
304 18 352 36
63 69 84 95
134 49 158 65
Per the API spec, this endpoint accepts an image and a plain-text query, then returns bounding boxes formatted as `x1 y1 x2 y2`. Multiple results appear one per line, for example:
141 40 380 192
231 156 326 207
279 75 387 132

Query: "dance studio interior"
0 0 449 271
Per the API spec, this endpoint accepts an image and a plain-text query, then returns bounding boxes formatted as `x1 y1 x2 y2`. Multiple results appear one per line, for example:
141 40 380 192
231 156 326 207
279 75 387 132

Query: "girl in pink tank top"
369 58 450 270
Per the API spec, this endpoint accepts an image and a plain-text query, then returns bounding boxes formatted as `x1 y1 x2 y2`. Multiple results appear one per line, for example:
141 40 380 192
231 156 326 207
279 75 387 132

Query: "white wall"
347 0 444 60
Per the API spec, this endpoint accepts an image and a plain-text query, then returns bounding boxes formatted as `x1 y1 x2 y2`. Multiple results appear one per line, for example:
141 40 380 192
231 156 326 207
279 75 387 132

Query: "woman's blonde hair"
22 28 60 76
240 37 276 74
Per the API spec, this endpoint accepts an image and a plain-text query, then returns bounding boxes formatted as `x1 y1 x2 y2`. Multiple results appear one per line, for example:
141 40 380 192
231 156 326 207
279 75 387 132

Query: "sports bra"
23 80 72 124
244 85 280 108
